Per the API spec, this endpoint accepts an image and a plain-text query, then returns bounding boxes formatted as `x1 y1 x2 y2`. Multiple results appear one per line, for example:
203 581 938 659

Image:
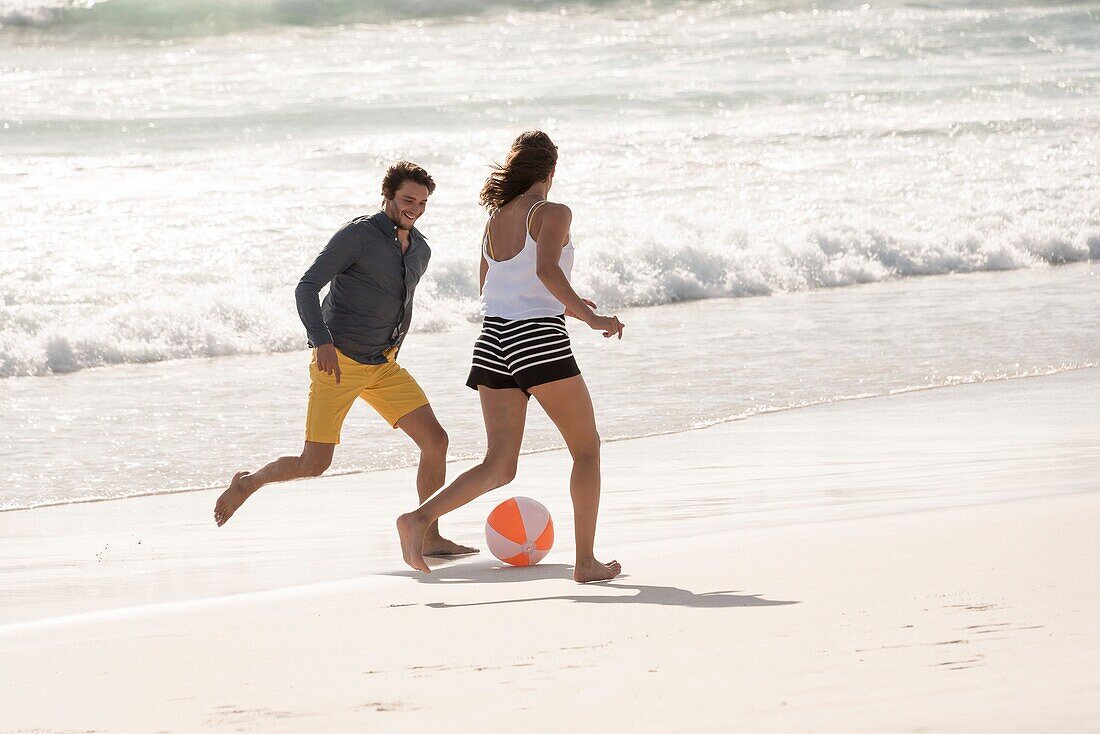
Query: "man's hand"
316 343 342 384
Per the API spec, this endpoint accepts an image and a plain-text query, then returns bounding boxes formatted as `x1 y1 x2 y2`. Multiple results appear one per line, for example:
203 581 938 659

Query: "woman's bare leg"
396 387 528 573
528 375 620 583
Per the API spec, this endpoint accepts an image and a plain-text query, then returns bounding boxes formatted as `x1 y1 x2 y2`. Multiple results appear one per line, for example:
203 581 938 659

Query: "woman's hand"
587 313 625 340
573 299 624 338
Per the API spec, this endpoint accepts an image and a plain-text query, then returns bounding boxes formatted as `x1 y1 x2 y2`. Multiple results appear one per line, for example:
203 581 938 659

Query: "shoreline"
3 362 1095 515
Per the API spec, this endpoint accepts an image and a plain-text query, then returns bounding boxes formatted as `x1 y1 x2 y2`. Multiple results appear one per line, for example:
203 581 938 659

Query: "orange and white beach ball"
485 496 554 566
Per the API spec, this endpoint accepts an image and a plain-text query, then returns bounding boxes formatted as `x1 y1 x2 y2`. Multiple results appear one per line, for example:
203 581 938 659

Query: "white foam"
1 224 1096 378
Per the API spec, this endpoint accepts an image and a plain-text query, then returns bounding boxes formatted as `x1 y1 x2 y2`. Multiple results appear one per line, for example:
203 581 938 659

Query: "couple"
213 131 624 583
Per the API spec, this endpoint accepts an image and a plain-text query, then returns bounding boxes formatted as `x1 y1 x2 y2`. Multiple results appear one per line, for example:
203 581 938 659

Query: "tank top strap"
525 199 549 238
482 218 495 260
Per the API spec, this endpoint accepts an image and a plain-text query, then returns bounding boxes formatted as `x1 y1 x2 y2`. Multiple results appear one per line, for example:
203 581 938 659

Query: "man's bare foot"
423 536 480 558
396 513 431 573
574 558 622 583
214 471 253 527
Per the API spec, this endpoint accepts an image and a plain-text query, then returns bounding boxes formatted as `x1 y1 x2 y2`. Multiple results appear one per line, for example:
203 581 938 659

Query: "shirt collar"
372 210 424 247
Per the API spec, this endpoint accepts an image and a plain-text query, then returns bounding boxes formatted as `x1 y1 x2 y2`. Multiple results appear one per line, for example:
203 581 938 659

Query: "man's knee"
420 426 449 457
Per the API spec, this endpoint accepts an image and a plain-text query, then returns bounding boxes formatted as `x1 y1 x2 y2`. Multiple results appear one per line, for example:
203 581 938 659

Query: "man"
214 161 476 557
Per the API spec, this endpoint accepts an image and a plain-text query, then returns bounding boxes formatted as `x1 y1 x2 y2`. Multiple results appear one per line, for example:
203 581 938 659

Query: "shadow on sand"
384 559 799 610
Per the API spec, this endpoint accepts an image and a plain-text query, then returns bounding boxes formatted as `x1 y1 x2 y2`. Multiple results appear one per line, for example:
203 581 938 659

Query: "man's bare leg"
213 441 335 526
397 388 528 573
395 404 478 556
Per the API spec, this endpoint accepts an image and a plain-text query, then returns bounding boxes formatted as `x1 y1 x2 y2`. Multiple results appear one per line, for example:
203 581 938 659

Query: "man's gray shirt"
295 211 430 365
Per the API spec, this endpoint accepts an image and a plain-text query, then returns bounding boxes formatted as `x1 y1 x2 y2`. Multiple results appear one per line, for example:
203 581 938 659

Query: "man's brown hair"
381 160 436 200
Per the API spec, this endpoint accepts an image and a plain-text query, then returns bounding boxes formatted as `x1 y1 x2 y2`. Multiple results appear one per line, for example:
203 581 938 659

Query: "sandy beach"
2 369 1098 732
5 0 1099 729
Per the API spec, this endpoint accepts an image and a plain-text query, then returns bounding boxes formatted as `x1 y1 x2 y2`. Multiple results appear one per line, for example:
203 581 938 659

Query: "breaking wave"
2 227 1095 378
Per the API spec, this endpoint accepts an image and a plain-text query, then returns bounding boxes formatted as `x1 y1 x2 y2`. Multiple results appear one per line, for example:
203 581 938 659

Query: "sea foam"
1 226 1094 378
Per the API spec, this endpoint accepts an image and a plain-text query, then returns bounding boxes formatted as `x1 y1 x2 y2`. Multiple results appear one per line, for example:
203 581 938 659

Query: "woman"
396 130 624 583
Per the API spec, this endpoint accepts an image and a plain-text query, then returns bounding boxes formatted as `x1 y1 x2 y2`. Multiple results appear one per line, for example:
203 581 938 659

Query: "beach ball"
485 496 554 566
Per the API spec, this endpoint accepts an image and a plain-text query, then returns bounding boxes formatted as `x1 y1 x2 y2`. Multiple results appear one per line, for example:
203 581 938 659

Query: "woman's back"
481 197 574 320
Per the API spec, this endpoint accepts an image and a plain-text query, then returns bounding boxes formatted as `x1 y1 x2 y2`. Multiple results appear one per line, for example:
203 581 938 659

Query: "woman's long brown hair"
479 130 558 211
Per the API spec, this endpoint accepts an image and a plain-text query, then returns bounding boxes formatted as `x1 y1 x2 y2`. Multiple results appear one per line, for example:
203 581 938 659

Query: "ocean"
1 0 1097 511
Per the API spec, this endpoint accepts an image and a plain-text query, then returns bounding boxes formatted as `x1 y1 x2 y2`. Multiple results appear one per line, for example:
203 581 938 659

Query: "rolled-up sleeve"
294 225 363 347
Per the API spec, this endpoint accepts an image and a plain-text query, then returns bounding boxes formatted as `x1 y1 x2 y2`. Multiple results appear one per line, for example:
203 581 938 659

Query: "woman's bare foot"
396 513 431 573
423 535 479 557
574 558 622 583
214 471 253 527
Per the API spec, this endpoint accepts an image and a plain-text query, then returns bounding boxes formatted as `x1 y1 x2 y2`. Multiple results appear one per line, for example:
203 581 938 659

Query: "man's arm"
294 224 363 347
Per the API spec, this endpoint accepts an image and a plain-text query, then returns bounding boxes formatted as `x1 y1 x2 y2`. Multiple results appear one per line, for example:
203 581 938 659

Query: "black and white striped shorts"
466 314 581 395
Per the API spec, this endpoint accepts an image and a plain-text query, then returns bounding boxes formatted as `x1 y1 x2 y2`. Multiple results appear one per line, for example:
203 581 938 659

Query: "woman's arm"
534 204 624 339
479 220 491 295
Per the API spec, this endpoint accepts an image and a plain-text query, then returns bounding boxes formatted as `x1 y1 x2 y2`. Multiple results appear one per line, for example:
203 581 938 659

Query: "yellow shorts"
305 347 429 444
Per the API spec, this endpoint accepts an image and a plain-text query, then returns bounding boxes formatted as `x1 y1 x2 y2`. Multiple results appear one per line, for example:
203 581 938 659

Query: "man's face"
385 182 429 231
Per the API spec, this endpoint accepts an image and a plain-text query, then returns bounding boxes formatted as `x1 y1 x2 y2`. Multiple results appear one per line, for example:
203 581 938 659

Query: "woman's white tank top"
481 200 575 320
